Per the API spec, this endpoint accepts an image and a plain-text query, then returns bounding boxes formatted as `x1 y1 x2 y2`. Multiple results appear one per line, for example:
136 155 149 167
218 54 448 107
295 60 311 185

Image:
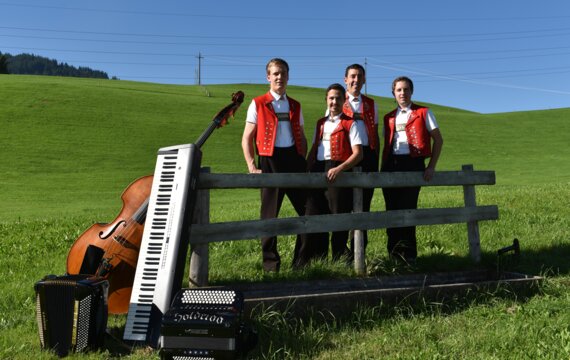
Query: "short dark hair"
266 58 289 74
345 63 365 77
391 76 414 94
326 83 346 99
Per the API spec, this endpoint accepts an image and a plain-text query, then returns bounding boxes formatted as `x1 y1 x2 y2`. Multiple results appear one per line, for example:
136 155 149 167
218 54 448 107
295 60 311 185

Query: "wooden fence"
188 164 498 287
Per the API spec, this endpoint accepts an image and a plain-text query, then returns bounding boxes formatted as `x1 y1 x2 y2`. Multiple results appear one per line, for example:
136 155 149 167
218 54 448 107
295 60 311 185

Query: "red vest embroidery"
382 104 432 161
315 113 354 162
342 94 378 151
254 92 304 156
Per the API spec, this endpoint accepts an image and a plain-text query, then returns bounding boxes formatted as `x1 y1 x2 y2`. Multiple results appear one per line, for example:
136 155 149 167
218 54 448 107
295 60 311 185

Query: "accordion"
159 288 250 360
34 274 109 357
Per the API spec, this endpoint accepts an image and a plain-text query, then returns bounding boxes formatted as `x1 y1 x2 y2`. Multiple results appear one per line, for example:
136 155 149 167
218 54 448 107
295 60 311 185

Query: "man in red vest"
342 64 380 251
295 83 363 267
381 76 444 264
241 58 309 272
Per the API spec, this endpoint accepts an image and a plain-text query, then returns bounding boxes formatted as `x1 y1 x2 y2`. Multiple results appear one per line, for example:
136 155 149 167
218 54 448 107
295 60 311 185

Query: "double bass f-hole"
99 220 126 239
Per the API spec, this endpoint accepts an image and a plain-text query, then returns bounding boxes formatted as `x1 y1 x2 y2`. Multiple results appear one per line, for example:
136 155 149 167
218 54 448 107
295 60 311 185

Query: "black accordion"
160 288 250 360
34 274 109 357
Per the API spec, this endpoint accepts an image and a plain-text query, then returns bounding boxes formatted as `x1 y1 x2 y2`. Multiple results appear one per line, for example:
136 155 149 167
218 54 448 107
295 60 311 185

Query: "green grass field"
1 75 569 359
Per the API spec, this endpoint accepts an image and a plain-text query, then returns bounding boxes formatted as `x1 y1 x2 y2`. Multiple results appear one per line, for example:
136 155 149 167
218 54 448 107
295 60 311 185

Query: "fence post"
352 167 366 275
462 164 481 263
189 167 210 287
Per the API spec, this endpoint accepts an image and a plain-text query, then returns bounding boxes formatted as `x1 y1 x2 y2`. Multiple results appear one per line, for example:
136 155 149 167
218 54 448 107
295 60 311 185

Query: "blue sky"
1 0 569 113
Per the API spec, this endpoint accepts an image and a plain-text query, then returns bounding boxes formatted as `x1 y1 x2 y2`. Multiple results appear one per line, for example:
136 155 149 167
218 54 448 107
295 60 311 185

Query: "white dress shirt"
346 93 378 147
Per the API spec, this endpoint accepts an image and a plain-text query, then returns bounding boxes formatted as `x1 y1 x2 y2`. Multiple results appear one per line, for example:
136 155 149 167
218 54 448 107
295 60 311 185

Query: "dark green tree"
3 53 108 78
0 54 9 74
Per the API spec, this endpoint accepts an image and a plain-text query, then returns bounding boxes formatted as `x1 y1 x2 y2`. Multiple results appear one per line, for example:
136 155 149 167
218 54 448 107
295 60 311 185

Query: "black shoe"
263 264 280 273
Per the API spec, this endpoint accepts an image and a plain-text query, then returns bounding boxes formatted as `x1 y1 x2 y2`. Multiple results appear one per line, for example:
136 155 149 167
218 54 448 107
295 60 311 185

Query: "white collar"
328 113 342 122
270 90 286 101
348 93 360 103
398 105 411 114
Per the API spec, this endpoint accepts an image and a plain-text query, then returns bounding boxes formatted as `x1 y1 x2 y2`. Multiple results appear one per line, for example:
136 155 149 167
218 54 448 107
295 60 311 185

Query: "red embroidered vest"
382 103 432 161
315 113 354 162
254 92 304 156
342 94 379 151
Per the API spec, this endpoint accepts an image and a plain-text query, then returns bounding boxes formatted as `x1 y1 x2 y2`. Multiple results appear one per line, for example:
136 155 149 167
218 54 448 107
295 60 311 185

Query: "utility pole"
364 57 368 96
197 52 203 86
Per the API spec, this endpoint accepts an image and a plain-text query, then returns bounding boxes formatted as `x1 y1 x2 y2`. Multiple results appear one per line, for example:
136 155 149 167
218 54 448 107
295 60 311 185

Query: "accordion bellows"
34 274 109 357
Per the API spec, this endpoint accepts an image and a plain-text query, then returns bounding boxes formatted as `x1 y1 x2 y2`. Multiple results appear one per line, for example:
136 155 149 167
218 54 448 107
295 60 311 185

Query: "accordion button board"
159 288 244 360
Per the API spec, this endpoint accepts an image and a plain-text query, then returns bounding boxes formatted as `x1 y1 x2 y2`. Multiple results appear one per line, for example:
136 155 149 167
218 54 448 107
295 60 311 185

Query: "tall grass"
1 75 569 359
1 184 568 359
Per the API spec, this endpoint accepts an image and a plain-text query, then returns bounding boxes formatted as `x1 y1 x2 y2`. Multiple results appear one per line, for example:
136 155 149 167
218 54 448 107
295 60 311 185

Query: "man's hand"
327 167 342 182
248 164 262 174
424 166 435 181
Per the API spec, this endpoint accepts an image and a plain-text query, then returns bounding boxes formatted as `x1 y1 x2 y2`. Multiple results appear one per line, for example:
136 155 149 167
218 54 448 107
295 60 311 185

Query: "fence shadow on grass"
98 242 569 359
246 266 541 360
370 240 570 278
501 241 570 276
244 247 552 359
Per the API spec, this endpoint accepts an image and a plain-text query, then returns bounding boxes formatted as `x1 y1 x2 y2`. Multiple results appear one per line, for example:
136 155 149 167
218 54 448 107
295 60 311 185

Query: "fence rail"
188 164 498 286
197 170 495 189
190 206 498 243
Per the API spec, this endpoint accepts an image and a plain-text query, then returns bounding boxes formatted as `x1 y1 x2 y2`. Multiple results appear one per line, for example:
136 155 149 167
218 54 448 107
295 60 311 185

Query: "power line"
368 50 570 65
0 45 197 57
2 27 570 47
173 67 570 82
2 2 570 23
56 60 196 66
2 24 570 41
4 44 570 64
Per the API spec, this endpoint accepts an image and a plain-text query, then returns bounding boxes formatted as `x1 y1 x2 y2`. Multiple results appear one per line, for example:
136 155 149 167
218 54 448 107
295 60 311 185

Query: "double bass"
66 91 245 314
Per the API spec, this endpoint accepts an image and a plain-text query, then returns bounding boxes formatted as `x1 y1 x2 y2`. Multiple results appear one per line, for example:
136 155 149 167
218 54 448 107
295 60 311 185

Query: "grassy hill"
1 75 570 359
1 74 569 221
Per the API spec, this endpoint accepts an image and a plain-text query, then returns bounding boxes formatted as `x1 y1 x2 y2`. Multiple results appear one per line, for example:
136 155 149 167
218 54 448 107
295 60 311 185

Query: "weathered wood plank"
189 168 210 287
197 169 495 189
189 206 499 244
462 165 482 262
352 167 365 275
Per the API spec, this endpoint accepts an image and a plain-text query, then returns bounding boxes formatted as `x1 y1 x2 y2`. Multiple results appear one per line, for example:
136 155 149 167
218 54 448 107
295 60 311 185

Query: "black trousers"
259 146 307 272
381 154 425 259
294 160 352 267
351 146 379 251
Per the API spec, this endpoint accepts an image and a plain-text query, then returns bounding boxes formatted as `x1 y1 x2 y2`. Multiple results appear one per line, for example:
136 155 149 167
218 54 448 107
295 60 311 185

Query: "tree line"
0 51 109 79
